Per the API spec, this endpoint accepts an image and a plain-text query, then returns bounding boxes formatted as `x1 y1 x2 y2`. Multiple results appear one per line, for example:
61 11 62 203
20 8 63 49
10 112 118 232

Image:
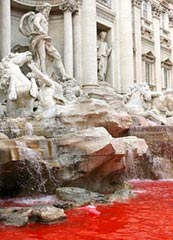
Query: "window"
145 62 152 85
161 12 166 29
142 1 148 19
162 68 170 89
142 51 155 88
161 59 172 90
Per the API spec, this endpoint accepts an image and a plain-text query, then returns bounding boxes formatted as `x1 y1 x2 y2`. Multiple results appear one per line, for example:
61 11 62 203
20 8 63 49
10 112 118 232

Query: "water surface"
0 180 173 240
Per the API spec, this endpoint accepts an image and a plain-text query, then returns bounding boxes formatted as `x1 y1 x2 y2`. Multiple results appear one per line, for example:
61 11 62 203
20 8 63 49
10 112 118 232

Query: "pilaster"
0 0 11 60
73 3 82 84
81 0 98 88
132 0 143 83
119 0 134 93
59 0 78 76
151 1 162 91
169 12 173 88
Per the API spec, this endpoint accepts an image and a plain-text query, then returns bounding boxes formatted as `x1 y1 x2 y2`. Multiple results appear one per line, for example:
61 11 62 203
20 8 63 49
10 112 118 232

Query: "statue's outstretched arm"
28 61 52 87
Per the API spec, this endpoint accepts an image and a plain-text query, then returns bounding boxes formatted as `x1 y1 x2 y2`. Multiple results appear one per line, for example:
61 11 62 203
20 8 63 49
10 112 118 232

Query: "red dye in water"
1 180 173 240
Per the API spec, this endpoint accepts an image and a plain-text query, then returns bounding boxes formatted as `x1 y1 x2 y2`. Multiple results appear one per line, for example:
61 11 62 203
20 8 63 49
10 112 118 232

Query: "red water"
1 180 173 240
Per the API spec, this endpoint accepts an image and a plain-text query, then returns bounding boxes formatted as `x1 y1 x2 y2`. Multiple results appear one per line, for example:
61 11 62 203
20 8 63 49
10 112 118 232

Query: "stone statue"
28 60 65 112
124 83 151 114
151 89 173 117
63 78 82 103
97 31 112 82
124 83 166 124
0 51 38 117
19 2 71 81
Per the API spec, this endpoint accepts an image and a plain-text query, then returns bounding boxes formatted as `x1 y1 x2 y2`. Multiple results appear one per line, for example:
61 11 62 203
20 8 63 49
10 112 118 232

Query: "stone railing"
96 0 112 8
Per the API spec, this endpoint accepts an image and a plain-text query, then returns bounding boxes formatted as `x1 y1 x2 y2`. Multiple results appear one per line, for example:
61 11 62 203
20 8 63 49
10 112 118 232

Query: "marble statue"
97 31 112 82
19 2 71 81
28 60 65 111
0 51 38 117
124 83 151 114
124 83 166 124
63 78 82 102
151 89 173 117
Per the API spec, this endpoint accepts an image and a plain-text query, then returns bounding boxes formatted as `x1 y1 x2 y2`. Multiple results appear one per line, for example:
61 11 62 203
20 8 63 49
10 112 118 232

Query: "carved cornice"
161 58 173 69
12 0 63 7
160 35 171 48
141 26 154 39
96 0 111 8
12 0 81 9
132 0 142 8
151 2 162 18
160 0 170 10
59 0 78 12
142 51 155 63
96 4 115 23
168 11 173 27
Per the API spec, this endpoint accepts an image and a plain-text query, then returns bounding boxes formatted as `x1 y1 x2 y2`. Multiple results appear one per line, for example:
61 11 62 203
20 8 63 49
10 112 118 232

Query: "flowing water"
1 180 173 240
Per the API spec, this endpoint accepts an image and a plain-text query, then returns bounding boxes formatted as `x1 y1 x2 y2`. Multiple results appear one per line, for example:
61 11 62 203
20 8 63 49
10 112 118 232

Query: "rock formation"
0 206 66 227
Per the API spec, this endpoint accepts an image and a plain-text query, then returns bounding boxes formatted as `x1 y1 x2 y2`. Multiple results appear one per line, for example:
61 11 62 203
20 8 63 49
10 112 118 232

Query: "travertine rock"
56 187 106 206
32 99 132 138
0 127 148 195
0 135 56 166
60 99 132 137
128 126 173 179
0 135 59 195
0 206 66 227
57 127 148 192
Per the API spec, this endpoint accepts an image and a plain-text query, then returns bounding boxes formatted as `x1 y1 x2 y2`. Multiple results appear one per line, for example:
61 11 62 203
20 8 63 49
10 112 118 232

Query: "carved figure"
0 52 38 117
28 60 65 111
97 31 112 81
19 2 70 80
124 83 166 124
151 89 173 117
124 83 151 113
63 78 82 102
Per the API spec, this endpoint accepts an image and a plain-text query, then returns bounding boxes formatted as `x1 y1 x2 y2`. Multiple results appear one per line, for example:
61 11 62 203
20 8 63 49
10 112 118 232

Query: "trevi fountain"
1 1 173 240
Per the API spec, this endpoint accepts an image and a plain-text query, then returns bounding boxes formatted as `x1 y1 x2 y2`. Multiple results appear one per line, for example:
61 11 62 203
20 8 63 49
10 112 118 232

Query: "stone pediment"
142 51 155 62
161 58 173 68
160 0 170 10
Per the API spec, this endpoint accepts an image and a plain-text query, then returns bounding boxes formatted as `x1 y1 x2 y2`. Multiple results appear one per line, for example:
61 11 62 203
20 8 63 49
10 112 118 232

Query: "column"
81 0 98 87
152 2 162 91
73 3 82 84
119 0 134 93
59 1 77 76
0 0 11 60
169 14 173 88
113 0 121 93
132 0 142 83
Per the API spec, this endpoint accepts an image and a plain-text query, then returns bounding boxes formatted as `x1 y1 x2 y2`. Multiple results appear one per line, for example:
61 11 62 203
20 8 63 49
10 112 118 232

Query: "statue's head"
8 51 33 67
100 31 107 40
36 3 51 18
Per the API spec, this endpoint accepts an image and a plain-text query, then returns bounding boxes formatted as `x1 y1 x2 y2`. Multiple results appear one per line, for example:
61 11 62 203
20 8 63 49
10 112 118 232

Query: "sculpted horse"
151 89 173 117
124 83 152 114
124 83 166 124
0 51 38 117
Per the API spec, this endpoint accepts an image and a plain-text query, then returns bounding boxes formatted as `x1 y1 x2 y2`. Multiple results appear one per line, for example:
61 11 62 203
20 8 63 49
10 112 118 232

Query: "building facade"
0 0 173 94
